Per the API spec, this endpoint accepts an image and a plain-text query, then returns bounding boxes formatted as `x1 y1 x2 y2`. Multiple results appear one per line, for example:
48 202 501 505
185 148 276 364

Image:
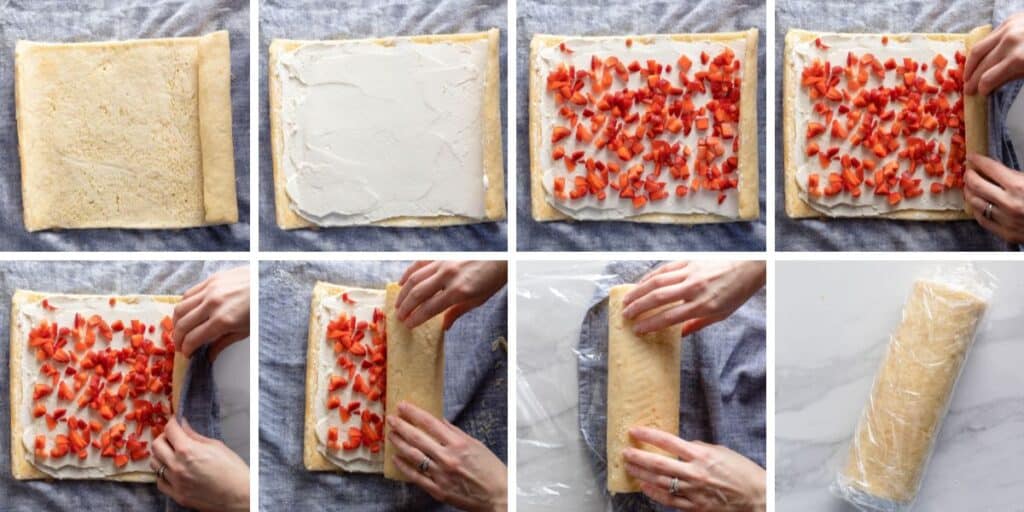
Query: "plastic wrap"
832 264 996 511
518 261 766 511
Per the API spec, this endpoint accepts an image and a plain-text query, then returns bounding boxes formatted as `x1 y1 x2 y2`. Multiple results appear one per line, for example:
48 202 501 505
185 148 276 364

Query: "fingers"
622 448 696 483
392 455 445 499
976 57 1018 96
398 401 456 446
399 261 431 286
639 481 697 510
623 268 688 308
403 288 457 329
634 301 703 335
395 262 440 310
965 36 1009 95
968 153 1020 189
396 269 448 321
629 427 705 462
442 296 486 330
972 202 1016 242
386 414 447 463
156 476 181 505
636 261 688 286
964 167 1010 208
163 417 191 452
180 318 221 358
171 293 207 345
965 25 1004 92
625 461 677 491
389 429 431 466
151 435 175 472
182 277 211 301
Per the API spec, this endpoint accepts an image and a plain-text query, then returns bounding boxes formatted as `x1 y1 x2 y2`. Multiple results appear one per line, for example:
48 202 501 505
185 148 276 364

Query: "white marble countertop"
517 261 618 512
775 261 1024 511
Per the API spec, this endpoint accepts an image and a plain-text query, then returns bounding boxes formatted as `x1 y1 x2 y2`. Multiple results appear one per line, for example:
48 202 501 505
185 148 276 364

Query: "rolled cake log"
382 282 445 481
606 284 682 493
840 280 987 506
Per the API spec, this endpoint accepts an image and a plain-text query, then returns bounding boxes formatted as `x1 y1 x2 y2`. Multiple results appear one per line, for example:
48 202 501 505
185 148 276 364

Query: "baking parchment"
0 0 250 251
258 260 508 511
0 260 238 511
517 261 766 511
516 0 766 251
258 0 508 251
775 0 1024 251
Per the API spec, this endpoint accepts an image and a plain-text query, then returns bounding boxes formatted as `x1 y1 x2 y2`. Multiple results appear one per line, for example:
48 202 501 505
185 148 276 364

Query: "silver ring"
985 202 994 220
157 464 167 481
669 476 680 496
418 457 431 474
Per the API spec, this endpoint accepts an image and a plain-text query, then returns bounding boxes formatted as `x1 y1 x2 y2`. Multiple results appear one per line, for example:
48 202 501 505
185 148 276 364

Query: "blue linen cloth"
257 0 508 251
0 0 250 251
577 261 766 512
258 261 507 511
516 0 767 251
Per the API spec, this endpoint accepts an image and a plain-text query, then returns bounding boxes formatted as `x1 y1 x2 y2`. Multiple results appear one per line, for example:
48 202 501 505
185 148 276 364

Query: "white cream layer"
313 287 385 472
278 39 491 226
19 294 174 479
791 34 966 216
537 36 746 220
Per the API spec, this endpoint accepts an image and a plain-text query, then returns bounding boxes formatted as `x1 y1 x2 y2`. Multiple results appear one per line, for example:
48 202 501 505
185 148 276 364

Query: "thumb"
680 317 717 337
180 417 211 443
442 297 486 330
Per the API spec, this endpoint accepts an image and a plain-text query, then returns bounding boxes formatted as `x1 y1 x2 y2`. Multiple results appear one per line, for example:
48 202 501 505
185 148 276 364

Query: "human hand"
621 261 766 336
386 402 507 512
964 153 1024 243
395 261 507 330
623 427 765 512
173 265 250 361
965 12 1024 96
151 417 250 512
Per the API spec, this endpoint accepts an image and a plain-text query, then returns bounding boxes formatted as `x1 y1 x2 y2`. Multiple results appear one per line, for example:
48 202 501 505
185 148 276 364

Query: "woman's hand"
623 427 765 512
386 402 507 512
395 261 507 330
622 261 766 336
965 13 1024 96
151 417 249 512
173 265 250 361
964 153 1024 243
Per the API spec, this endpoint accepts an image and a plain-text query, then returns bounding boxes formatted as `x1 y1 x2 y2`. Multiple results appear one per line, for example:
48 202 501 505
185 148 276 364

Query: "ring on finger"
984 202 995 220
157 464 168 482
418 457 431 475
669 476 681 496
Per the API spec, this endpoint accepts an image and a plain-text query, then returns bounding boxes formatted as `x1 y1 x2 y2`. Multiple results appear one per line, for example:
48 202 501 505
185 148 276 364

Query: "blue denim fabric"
774 0 1024 251
0 261 234 512
516 0 767 251
258 0 508 251
577 261 766 512
258 261 507 511
0 0 250 251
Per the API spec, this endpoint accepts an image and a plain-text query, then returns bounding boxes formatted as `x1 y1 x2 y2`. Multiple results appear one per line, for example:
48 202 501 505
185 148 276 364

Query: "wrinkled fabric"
517 0 767 251
775 0 1023 251
258 261 507 511
258 0 508 251
0 0 250 251
577 261 766 512
0 260 234 511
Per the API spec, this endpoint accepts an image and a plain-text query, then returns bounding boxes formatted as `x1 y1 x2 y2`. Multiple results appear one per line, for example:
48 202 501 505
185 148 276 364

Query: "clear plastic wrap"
517 261 655 511
832 263 997 511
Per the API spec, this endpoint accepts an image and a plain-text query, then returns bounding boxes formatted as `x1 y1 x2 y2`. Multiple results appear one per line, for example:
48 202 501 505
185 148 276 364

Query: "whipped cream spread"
277 38 491 225
19 294 174 478
313 287 384 472
792 34 966 216
537 36 747 219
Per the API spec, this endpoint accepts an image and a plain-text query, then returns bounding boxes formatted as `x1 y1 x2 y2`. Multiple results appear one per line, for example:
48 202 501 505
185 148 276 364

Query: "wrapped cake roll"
834 270 992 511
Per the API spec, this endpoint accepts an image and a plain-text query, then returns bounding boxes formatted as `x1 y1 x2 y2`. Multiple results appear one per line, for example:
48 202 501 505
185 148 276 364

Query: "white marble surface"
517 261 619 512
775 261 1024 511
